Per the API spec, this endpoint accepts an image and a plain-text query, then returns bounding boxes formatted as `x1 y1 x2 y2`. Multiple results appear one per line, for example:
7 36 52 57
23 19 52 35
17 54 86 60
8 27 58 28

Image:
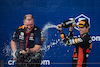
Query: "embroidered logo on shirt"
19 32 24 40
29 33 34 41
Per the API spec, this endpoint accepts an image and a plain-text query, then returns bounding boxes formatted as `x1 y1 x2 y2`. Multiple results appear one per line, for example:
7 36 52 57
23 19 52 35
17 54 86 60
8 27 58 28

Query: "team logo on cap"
74 14 90 30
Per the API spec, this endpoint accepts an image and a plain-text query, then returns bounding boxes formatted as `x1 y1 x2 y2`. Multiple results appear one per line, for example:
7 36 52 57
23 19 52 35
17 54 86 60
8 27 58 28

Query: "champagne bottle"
61 18 76 28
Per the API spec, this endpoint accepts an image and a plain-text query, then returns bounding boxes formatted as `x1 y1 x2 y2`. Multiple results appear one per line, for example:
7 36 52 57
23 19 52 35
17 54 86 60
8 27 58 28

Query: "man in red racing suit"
57 19 92 67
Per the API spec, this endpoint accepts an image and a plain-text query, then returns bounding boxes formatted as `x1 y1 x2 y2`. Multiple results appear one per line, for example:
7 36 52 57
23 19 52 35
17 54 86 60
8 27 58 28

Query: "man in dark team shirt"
11 14 43 67
57 19 92 67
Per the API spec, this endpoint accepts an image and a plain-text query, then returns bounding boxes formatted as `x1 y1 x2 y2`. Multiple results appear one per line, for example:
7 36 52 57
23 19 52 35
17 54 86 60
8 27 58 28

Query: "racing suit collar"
81 33 88 37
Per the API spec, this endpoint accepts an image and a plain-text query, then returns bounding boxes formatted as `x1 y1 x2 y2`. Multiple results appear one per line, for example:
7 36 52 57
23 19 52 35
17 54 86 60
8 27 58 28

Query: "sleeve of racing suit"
60 32 90 46
12 29 19 42
68 31 73 38
60 31 74 46
34 29 43 45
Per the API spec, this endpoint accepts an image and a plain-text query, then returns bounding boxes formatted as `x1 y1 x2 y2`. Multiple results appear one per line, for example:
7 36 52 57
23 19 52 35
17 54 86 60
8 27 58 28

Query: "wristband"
13 50 22 58
13 51 17 58
19 50 22 54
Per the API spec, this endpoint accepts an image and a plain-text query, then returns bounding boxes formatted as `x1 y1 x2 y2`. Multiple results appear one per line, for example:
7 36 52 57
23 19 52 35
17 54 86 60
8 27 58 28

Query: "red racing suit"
60 31 92 67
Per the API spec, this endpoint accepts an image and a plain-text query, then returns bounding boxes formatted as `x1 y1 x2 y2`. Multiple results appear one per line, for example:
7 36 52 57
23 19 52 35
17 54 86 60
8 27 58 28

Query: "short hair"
24 14 34 20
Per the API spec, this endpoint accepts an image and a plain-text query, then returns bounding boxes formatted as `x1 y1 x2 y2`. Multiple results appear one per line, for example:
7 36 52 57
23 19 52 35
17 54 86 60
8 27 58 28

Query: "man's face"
79 26 89 35
24 16 34 33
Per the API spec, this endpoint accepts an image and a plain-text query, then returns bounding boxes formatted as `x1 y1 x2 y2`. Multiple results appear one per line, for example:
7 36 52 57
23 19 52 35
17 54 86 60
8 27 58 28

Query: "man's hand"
22 48 29 55
69 22 76 31
56 24 63 33
11 53 17 60
72 22 76 27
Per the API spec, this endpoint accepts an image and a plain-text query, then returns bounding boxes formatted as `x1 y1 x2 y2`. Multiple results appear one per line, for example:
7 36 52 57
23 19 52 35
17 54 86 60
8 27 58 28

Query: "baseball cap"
77 20 89 28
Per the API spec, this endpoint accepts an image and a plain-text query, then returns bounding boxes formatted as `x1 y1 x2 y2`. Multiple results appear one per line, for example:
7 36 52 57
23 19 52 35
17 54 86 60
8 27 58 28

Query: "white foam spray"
2 43 13 60
41 23 64 57
2 23 65 58
42 23 57 32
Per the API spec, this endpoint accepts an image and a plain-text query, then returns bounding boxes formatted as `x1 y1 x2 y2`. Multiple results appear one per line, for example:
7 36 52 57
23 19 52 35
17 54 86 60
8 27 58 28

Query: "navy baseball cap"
77 20 89 28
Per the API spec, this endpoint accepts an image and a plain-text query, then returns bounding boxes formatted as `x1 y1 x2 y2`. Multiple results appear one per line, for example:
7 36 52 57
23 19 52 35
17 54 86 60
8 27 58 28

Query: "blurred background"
0 0 100 67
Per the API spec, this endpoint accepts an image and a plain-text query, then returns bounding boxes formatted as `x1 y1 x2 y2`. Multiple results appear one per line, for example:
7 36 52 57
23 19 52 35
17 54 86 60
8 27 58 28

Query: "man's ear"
87 26 89 32
87 26 89 29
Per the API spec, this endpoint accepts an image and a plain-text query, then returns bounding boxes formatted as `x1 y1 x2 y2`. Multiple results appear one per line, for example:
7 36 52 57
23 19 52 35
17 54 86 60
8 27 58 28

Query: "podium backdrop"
0 0 100 67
